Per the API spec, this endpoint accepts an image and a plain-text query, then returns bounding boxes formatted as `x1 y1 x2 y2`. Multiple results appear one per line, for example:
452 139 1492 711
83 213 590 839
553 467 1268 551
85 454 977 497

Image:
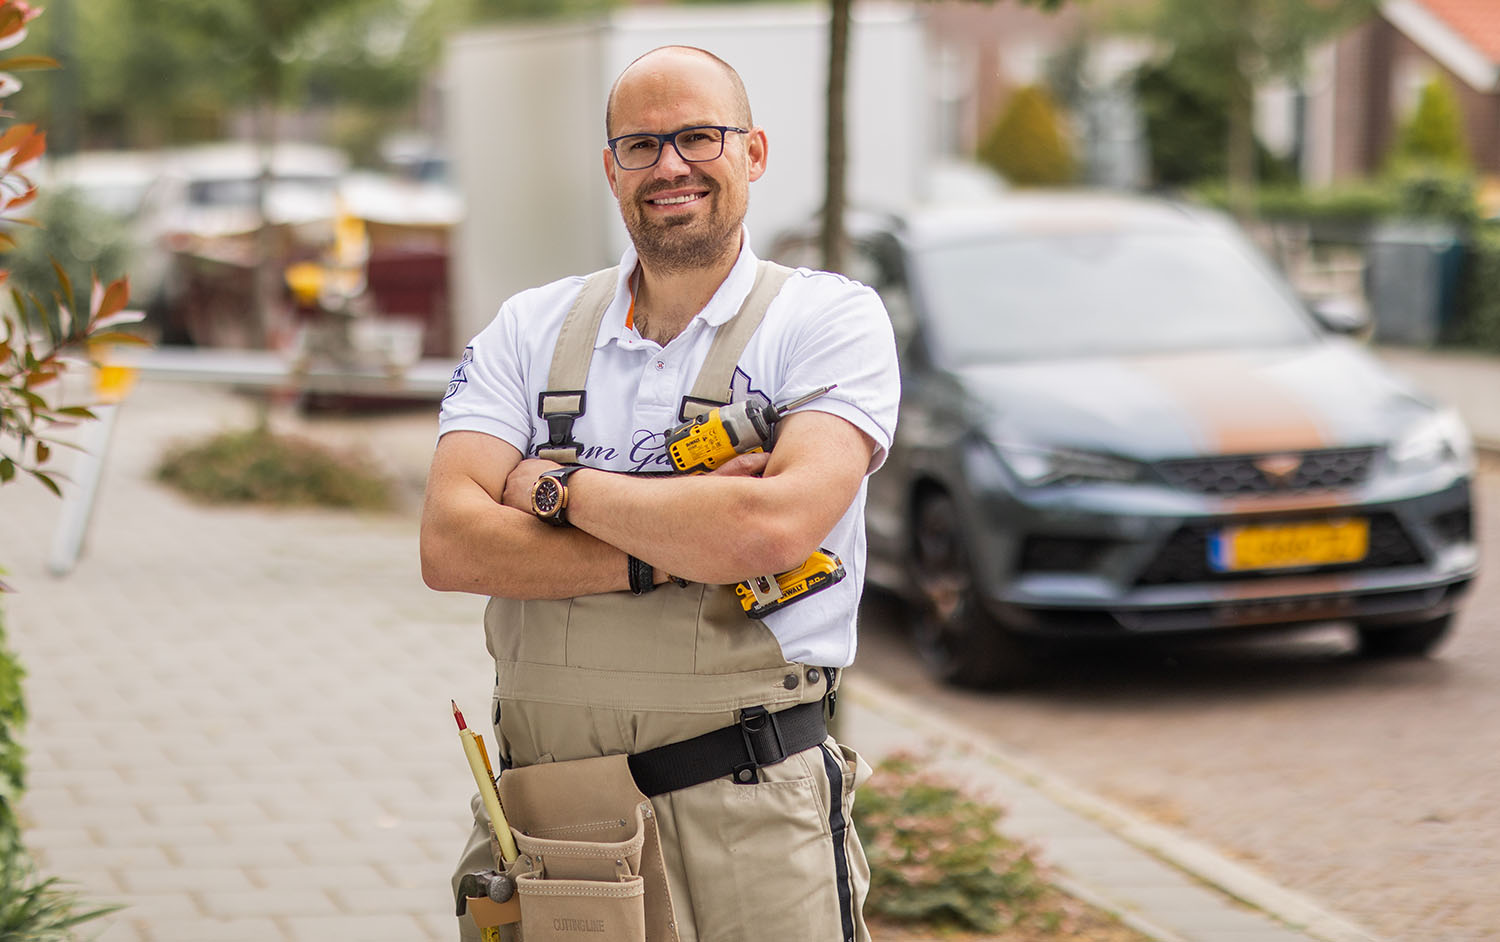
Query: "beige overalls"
451 262 873 942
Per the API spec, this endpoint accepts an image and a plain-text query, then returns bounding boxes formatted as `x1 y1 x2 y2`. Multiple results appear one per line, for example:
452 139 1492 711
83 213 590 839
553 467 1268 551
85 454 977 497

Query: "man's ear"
746 128 768 183
603 148 620 198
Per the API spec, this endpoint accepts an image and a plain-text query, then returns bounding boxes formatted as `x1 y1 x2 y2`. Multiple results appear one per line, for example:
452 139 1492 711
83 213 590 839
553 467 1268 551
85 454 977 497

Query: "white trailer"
443 3 930 348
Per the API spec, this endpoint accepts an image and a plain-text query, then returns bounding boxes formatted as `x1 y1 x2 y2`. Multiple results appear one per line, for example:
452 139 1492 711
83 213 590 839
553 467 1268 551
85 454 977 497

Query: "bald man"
423 46 899 941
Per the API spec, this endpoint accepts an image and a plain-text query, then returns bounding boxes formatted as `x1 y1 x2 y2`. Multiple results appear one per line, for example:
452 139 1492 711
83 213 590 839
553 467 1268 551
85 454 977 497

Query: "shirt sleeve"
776 271 902 474
437 298 537 456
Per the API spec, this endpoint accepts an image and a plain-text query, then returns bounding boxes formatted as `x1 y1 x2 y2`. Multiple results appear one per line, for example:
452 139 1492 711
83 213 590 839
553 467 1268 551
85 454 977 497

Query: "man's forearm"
420 487 637 598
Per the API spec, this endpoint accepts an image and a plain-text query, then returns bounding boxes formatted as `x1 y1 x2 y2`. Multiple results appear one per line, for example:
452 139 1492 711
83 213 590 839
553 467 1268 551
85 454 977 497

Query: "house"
1303 0 1500 185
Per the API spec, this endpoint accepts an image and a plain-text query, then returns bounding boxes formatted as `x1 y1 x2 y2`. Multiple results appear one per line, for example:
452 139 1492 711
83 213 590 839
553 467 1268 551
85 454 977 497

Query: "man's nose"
653 141 693 177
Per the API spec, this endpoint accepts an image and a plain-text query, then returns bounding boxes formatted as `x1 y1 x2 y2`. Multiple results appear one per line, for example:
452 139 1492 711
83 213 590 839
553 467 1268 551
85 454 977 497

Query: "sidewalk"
2 337 1488 942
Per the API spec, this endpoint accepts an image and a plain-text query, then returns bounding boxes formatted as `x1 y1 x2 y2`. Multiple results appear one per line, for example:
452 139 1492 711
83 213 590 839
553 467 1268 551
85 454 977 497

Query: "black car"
773 193 1477 687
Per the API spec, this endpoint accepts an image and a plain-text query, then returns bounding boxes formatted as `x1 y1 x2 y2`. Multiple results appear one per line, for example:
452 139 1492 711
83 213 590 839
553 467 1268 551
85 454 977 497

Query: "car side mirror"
1306 296 1370 335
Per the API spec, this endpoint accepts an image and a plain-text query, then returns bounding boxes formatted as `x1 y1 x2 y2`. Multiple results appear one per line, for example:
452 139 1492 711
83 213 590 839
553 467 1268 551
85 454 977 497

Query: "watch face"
533 476 564 518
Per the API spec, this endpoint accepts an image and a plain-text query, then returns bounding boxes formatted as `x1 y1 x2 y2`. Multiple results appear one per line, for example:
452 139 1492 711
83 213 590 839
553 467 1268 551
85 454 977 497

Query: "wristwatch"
531 466 584 526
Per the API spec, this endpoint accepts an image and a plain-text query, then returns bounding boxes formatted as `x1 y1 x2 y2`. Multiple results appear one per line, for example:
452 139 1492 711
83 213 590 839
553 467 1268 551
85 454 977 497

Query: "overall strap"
536 267 619 464
677 260 794 422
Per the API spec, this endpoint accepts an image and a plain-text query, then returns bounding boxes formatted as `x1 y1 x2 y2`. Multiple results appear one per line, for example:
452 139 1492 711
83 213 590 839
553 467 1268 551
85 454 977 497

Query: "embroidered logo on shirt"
445 347 473 399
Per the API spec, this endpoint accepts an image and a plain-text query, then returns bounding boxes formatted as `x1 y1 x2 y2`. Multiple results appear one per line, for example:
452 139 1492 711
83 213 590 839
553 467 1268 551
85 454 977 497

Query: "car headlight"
994 443 1143 487
1388 408 1474 475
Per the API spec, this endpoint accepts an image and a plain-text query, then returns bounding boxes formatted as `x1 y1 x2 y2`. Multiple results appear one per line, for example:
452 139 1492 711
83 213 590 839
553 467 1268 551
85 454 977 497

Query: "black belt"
627 698 830 797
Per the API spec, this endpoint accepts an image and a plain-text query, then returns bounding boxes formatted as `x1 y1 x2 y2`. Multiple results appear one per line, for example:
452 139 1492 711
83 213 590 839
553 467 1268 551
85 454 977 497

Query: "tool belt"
474 692 834 941
628 697 831 796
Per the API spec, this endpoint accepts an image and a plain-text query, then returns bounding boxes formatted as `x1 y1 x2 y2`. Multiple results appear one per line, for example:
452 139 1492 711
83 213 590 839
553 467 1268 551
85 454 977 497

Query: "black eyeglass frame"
606 125 750 170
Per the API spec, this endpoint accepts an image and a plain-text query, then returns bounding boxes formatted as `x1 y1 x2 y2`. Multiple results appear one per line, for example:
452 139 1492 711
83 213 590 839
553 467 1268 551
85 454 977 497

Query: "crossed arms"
419 410 876 599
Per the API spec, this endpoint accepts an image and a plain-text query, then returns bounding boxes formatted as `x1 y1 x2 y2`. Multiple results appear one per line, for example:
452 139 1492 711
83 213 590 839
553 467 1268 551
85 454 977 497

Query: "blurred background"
12 0 1500 362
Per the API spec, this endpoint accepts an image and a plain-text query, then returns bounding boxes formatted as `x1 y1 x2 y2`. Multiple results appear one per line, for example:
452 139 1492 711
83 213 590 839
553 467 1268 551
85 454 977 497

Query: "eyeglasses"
607 125 749 170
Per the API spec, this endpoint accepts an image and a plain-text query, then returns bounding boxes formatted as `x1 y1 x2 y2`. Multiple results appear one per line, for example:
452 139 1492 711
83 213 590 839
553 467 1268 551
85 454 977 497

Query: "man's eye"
628 138 660 152
679 131 714 145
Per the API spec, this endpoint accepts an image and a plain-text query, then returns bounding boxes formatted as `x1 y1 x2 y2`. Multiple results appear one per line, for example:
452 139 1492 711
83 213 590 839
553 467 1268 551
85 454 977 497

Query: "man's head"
603 46 767 275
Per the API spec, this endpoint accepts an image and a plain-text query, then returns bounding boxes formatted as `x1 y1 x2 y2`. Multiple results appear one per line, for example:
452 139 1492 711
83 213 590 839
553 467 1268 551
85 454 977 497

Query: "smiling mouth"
647 193 706 206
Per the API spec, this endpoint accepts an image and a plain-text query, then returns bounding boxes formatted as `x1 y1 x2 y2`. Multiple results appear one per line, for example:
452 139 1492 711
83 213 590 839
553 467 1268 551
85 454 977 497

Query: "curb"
844 677 1387 942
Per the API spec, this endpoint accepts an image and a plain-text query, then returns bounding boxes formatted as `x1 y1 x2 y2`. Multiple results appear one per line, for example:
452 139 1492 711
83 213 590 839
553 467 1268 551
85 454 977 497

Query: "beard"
621 176 744 274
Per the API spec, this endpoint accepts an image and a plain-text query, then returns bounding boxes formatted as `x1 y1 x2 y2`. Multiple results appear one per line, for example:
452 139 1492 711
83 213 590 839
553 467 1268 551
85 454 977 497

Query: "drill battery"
734 549 846 619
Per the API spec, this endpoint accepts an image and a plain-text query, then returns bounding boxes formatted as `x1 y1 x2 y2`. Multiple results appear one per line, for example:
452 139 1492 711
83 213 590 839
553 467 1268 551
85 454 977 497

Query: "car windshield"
913 229 1320 364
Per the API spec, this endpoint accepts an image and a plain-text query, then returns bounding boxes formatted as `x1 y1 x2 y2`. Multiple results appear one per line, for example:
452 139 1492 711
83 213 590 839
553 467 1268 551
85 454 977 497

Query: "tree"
1390 75 1470 171
819 0 1068 273
976 84 1076 186
1141 0 1374 218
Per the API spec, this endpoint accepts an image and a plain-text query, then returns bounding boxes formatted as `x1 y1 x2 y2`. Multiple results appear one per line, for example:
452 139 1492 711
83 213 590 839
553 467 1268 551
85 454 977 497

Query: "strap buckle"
732 705 786 785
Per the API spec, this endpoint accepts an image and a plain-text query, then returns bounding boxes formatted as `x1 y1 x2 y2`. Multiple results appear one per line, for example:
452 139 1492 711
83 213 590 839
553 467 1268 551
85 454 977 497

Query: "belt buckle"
733 705 785 784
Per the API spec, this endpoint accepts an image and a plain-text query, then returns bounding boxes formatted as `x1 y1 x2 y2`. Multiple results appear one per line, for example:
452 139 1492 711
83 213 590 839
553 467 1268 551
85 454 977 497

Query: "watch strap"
627 554 655 595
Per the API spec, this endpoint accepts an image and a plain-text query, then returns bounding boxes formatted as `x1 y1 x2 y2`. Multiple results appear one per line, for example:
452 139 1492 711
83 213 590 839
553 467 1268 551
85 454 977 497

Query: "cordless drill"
662 385 846 617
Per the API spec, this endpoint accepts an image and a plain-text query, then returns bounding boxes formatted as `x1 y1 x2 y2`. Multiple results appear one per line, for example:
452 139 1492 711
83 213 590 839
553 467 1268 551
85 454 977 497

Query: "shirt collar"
595 226 759 349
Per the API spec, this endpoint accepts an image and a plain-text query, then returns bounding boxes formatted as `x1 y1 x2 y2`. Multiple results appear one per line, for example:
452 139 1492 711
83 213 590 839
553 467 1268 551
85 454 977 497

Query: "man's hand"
501 457 564 513
708 451 770 477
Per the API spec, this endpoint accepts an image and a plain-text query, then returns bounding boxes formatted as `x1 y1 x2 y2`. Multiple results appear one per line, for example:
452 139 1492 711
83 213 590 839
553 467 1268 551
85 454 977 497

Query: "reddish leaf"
92 276 128 320
0 231 15 251
11 126 44 164
33 439 46 463
0 121 33 153
4 182 36 208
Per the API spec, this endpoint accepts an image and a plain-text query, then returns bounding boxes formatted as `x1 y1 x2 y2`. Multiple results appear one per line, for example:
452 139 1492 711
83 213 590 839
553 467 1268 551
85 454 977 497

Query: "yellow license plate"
1209 518 1369 572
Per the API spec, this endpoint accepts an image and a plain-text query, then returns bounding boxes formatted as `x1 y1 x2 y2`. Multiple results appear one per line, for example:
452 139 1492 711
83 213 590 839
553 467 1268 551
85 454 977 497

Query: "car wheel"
1355 614 1454 659
909 492 1036 688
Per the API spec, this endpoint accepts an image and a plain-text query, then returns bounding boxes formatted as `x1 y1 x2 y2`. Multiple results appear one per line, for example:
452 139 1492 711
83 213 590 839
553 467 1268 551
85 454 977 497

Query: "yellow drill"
662 385 846 618
665 385 837 473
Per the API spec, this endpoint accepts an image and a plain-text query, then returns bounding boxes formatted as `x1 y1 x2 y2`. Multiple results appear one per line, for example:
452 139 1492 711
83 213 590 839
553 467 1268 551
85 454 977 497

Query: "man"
422 45 899 942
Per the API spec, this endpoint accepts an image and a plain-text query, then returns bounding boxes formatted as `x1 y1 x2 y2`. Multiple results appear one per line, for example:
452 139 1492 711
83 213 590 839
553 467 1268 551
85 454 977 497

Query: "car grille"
1018 536 1114 573
1135 512 1424 586
1154 447 1379 496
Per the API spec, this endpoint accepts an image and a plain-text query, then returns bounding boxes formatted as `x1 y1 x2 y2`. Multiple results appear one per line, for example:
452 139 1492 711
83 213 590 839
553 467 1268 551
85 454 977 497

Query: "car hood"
959 340 1434 459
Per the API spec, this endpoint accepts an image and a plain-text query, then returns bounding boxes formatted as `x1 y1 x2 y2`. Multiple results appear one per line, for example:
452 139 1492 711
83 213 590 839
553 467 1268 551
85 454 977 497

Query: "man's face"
604 52 767 274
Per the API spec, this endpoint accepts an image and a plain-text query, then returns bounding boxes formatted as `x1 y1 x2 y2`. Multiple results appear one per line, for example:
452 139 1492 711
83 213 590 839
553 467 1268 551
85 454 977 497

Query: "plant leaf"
86 330 150 347
10 126 43 165
34 439 47 464
56 405 96 420
27 468 61 497
0 55 57 72
91 276 129 321
0 457 13 483
50 258 72 326
0 121 30 154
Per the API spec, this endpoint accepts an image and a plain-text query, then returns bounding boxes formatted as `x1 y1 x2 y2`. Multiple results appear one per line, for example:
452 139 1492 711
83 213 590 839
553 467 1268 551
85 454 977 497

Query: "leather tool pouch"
497 754 679 942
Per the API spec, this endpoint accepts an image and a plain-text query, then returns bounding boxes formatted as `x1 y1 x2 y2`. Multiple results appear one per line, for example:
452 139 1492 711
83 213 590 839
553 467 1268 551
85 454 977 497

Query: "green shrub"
1195 181 1399 227
1391 164 1480 229
156 426 395 510
0 604 25 858
1459 225 1500 352
854 753 1056 933
977 85 1075 187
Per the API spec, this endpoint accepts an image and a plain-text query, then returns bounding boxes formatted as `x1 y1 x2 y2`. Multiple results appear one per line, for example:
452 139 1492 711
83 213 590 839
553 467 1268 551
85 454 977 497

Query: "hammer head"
454 870 515 916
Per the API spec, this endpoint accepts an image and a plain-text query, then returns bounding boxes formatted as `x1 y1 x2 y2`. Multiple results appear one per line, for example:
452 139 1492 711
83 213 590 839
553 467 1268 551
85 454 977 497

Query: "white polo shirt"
439 234 901 668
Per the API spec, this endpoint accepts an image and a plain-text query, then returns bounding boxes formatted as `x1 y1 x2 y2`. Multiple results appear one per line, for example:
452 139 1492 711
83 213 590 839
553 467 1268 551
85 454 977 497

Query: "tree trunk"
820 0 850 275
1226 68 1256 222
